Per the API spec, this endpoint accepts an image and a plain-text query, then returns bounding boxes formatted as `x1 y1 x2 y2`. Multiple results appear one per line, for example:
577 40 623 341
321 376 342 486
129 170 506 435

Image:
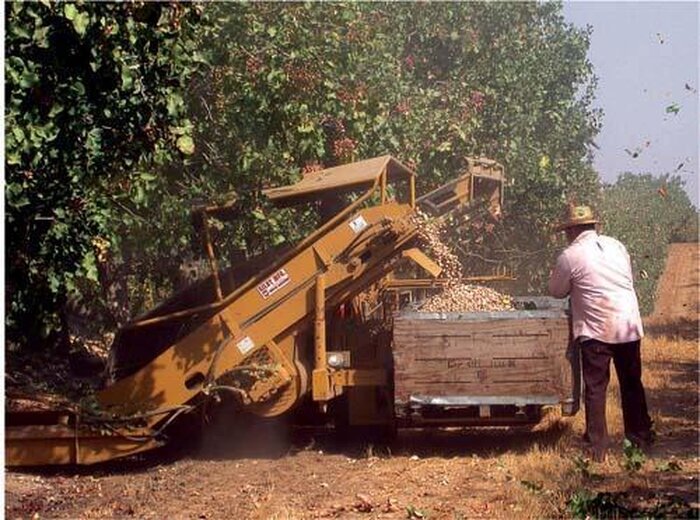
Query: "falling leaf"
675 162 685 171
665 103 680 115
685 83 697 93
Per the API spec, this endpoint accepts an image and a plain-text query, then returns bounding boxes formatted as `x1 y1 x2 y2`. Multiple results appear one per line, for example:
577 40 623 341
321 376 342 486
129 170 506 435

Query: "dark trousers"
580 339 652 451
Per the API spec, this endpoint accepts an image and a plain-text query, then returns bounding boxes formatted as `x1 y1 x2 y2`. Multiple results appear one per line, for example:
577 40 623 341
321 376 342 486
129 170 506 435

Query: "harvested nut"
410 210 514 313
420 283 514 313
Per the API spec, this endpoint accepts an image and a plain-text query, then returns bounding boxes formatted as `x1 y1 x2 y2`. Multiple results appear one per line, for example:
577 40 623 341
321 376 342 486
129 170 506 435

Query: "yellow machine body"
6 155 506 466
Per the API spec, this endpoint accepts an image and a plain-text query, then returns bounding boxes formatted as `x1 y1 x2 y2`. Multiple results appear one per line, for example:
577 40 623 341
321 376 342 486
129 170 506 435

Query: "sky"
563 1 699 206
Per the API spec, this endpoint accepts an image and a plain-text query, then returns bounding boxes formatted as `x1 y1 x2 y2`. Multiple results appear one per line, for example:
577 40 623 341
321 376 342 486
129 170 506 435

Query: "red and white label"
257 268 291 299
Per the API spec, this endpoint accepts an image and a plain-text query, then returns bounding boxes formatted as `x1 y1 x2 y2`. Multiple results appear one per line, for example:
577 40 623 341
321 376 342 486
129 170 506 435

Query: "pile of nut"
420 283 514 312
411 210 514 313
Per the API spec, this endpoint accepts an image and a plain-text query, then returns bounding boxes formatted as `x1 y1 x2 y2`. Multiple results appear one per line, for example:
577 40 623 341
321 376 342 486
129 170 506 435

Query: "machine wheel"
248 352 309 418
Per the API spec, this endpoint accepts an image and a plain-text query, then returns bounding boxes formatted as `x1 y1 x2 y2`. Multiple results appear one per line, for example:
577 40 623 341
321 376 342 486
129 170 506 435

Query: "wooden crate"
392 298 575 410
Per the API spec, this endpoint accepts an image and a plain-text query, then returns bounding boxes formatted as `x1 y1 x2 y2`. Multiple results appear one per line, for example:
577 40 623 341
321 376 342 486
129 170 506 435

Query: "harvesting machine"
6 156 578 466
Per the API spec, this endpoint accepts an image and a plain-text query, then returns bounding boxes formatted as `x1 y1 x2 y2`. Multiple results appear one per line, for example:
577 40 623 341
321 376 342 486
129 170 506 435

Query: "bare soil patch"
647 242 699 340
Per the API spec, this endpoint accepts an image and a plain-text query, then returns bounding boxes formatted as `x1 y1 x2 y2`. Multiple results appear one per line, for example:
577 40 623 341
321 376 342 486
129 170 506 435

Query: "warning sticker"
257 268 291 299
236 336 255 355
349 215 368 234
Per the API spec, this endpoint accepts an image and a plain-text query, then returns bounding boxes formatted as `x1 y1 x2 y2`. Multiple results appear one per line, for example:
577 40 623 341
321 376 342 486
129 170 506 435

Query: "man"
548 205 653 462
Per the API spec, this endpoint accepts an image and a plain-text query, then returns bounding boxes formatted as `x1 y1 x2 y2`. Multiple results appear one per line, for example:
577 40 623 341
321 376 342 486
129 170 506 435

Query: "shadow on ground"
645 317 699 341
189 403 574 461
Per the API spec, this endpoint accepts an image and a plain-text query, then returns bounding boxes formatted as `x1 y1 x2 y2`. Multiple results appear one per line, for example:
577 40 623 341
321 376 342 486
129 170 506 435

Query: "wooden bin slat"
393 308 571 404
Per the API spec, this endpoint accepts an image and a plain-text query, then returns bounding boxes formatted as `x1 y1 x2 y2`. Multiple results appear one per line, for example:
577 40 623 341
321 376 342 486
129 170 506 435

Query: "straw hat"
555 204 599 231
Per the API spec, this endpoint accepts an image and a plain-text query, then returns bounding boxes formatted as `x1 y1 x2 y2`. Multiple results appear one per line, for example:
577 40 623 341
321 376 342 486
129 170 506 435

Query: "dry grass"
266 507 300 520
498 330 700 518
643 332 698 364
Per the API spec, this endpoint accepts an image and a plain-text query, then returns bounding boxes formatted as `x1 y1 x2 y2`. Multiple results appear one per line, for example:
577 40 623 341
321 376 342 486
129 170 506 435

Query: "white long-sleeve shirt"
548 230 644 344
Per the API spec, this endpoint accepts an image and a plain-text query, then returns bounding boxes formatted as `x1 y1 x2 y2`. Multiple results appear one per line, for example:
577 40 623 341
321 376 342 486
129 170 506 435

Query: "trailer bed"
392 297 579 424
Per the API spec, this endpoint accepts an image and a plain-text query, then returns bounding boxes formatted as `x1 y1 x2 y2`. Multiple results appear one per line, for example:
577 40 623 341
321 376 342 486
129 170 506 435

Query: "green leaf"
297 121 315 134
7 153 22 166
48 274 61 293
19 70 39 89
121 65 134 89
176 135 195 155
170 124 192 136
665 103 680 115
81 253 99 282
134 184 145 204
621 438 646 472
167 93 184 117
33 26 50 47
85 128 102 154
11 25 32 40
436 140 452 152
63 3 77 20
71 81 86 96
12 127 25 143
48 104 64 118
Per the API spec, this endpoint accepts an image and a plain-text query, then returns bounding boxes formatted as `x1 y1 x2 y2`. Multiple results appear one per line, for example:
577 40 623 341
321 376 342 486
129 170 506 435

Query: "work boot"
627 431 656 451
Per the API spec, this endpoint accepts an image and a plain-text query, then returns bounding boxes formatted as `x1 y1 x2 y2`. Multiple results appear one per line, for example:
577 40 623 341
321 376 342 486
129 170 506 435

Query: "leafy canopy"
5 1 205 345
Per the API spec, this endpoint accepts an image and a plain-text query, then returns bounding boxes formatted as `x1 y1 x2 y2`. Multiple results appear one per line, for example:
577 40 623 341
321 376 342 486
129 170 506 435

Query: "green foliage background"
599 174 698 315
5 2 696 350
5 1 205 347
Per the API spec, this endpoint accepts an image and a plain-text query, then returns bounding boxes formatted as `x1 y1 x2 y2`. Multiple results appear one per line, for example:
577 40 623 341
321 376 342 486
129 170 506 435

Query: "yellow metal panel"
312 368 333 401
401 248 443 278
330 369 387 387
263 155 415 205
6 424 161 466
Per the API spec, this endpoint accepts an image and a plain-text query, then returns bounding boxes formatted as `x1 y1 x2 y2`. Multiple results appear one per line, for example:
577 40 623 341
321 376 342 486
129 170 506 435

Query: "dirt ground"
647 242 700 340
6 243 700 519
